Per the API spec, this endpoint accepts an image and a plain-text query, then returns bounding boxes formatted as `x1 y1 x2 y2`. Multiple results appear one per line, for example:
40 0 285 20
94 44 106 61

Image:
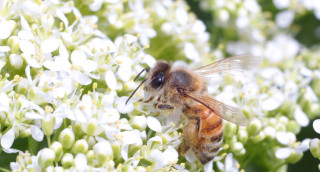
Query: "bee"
126 55 261 164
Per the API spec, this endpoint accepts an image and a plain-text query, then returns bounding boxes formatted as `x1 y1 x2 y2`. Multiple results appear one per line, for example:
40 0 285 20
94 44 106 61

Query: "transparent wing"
185 93 248 126
194 54 261 79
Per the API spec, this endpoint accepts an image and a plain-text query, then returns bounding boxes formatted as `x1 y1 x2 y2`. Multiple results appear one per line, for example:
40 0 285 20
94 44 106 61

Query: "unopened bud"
58 128 75 149
38 148 55 168
71 139 89 154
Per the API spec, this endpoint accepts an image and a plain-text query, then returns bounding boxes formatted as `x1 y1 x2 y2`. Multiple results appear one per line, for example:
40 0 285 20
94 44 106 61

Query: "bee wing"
185 93 248 126
194 54 261 78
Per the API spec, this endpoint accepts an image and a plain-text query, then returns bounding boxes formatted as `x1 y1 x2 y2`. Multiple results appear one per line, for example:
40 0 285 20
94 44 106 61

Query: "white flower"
115 96 134 114
276 10 295 28
184 42 200 62
244 0 260 14
275 139 310 159
102 108 120 123
273 0 290 9
216 153 239 172
264 34 300 62
236 15 249 29
260 90 284 111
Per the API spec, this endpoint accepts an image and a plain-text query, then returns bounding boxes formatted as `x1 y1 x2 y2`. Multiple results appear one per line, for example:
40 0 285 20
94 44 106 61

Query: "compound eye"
151 72 164 89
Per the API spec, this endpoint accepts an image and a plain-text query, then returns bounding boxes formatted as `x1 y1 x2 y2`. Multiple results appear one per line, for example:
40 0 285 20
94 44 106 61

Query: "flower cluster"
0 0 320 171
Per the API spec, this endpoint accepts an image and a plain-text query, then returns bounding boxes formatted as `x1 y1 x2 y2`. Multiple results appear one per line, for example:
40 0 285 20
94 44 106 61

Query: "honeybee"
126 55 261 164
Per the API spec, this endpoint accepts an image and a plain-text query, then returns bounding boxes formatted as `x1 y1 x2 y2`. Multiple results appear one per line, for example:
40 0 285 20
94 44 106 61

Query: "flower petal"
313 119 320 134
105 70 117 90
163 146 178 165
147 116 162 132
19 40 35 55
275 148 291 159
121 130 140 144
31 125 44 141
0 20 13 39
1 128 15 149
41 37 59 53
294 106 309 127
75 153 87 170
276 131 296 145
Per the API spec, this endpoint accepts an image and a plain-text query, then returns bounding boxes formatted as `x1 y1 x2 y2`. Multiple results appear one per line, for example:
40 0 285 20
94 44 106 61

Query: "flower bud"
310 138 320 159
42 116 55 136
16 78 30 95
71 139 89 154
59 128 75 149
263 126 276 140
224 123 237 138
86 150 95 166
86 119 98 136
231 142 245 156
73 122 83 137
131 116 147 131
275 123 286 131
61 153 74 168
86 136 97 148
286 121 300 134
278 116 289 124
310 103 320 118
9 54 23 69
8 36 20 53
93 141 113 164
237 128 248 143
50 141 63 162
247 119 262 136
250 131 265 143
112 143 121 160
38 148 55 168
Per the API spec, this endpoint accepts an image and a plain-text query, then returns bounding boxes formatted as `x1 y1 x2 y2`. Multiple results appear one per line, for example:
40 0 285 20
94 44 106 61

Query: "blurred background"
185 0 320 171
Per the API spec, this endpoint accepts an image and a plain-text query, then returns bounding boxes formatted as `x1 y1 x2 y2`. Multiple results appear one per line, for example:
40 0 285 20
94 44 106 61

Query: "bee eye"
151 72 164 89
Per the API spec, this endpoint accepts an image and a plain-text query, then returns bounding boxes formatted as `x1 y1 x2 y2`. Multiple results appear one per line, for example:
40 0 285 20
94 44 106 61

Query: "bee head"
145 61 171 91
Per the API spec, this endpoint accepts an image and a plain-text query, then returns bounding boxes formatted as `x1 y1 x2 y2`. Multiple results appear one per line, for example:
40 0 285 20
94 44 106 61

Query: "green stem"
46 135 51 147
0 167 11 172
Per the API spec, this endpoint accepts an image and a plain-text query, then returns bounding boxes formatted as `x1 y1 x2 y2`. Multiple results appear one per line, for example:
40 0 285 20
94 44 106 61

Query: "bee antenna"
134 68 149 81
126 78 147 104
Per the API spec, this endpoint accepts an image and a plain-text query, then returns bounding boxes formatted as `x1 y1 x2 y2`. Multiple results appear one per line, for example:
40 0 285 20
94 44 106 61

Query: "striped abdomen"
183 103 224 164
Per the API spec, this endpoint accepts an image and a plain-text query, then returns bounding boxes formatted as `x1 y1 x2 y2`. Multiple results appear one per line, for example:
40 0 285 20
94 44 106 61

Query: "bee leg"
179 119 199 155
178 139 190 155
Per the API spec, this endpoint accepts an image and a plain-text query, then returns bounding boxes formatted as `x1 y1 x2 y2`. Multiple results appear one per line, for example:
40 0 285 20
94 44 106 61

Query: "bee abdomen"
198 107 224 164
195 128 223 164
